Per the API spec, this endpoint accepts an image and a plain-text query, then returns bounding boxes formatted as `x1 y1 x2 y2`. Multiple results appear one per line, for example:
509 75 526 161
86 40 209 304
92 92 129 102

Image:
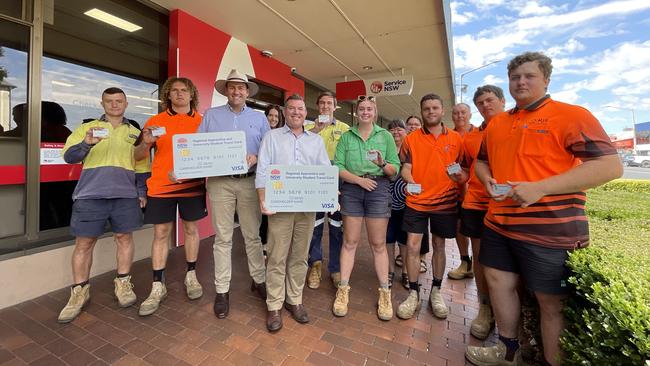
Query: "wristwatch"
379 161 387 168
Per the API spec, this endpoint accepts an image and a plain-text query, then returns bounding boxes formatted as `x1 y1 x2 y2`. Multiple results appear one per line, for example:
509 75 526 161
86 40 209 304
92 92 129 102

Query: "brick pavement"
0 228 496 365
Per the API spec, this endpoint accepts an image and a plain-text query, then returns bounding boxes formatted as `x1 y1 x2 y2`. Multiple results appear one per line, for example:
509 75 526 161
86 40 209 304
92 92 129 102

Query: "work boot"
332 284 350 317
184 270 203 300
470 303 495 340
307 261 322 289
448 260 473 280
58 284 90 323
465 340 521 366
139 281 167 316
114 276 136 307
430 287 448 319
377 287 393 321
330 272 341 287
396 289 420 319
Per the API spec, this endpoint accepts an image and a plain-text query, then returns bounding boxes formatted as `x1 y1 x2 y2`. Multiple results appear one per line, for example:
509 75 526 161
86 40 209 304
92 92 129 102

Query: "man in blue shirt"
256 94 331 332
198 69 270 319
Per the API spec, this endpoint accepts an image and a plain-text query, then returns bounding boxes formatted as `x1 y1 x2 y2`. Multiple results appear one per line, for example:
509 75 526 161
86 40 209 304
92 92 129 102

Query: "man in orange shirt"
134 77 207 316
465 52 622 366
448 103 474 281
458 85 506 340
396 94 467 320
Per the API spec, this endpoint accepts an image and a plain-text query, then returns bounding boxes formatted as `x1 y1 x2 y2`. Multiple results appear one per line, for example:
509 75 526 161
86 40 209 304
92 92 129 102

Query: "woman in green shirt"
331 96 400 321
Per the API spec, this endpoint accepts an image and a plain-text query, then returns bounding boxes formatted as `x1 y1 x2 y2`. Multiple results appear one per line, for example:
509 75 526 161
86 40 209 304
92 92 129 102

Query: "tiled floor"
0 229 494 365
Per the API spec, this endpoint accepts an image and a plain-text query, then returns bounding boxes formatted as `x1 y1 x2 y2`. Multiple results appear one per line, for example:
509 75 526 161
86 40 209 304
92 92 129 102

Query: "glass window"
0 19 30 243
39 57 159 231
38 0 167 233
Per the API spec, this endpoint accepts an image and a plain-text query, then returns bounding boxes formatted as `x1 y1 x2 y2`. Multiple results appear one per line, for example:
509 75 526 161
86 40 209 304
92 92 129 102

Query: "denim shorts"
70 198 142 237
340 177 391 218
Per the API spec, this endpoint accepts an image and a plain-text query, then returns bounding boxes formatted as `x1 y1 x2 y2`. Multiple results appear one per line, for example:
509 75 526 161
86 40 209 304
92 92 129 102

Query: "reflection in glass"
0 19 28 242
39 56 158 232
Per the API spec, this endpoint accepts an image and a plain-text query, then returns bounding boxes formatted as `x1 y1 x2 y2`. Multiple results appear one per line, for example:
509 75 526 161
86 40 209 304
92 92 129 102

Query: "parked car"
632 155 650 168
622 155 640 167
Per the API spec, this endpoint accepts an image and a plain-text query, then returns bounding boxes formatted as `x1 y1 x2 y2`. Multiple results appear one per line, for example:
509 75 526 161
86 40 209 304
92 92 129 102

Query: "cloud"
453 0 650 69
550 88 581 105
546 38 585 57
466 0 507 10
482 74 504 85
519 1 554 17
451 2 477 25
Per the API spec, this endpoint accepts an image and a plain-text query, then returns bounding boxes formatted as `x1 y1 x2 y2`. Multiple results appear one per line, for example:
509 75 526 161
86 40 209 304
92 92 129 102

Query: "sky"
450 0 650 134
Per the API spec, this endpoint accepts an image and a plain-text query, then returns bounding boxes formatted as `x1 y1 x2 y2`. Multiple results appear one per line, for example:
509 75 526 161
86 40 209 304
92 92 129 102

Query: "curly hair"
160 77 199 112
507 52 553 80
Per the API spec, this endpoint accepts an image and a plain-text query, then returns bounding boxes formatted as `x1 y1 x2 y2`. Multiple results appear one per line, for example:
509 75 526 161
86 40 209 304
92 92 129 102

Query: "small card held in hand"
366 151 378 161
447 163 462 175
318 114 330 123
92 128 109 138
152 127 167 137
492 183 511 196
406 183 422 194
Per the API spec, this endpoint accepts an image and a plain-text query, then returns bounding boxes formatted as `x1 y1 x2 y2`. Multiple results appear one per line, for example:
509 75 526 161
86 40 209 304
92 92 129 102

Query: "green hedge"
561 180 650 365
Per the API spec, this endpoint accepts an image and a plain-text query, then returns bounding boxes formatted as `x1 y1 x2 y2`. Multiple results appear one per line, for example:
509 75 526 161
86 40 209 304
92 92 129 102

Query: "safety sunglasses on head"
357 95 376 102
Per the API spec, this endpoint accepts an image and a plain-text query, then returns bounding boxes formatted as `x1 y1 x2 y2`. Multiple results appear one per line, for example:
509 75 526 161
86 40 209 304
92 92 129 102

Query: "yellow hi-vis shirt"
304 119 351 161
62 119 141 200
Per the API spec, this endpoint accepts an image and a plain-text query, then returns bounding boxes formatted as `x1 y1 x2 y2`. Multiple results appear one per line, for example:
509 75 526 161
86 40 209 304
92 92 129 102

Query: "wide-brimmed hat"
214 69 259 97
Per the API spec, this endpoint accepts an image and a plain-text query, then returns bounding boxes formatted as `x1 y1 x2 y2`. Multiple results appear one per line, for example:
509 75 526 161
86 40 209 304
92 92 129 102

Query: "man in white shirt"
256 94 331 332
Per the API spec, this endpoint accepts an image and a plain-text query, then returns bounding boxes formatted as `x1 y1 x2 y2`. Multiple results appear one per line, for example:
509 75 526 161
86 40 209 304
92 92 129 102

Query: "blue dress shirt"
198 104 270 156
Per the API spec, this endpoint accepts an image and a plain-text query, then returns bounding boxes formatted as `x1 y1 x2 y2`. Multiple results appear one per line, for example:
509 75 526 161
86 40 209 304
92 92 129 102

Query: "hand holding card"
406 183 422 194
151 127 166 137
446 163 462 175
92 128 109 138
491 183 511 196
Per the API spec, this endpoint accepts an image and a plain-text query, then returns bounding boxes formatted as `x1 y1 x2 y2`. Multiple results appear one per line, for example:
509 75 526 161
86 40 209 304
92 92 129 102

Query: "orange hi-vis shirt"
477 96 616 249
454 125 475 201
461 122 490 211
400 126 464 213
144 109 205 198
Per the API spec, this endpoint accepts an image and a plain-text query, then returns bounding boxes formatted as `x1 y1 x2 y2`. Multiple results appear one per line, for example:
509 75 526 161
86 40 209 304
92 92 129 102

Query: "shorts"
386 209 407 244
70 198 142 237
340 177 391 218
144 194 208 224
402 206 457 239
459 208 487 238
479 227 574 295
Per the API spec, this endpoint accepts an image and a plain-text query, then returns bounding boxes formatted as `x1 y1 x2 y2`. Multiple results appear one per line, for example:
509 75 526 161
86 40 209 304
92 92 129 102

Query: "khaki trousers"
266 212 316 311
207 176 265 293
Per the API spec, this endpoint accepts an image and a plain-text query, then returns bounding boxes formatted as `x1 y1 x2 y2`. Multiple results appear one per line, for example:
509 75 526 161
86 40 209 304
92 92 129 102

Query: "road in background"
623 167 650 180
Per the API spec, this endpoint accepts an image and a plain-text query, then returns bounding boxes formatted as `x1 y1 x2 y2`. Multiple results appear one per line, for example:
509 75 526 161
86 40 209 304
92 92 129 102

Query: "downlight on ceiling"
362 66 373 70
84 8 142 32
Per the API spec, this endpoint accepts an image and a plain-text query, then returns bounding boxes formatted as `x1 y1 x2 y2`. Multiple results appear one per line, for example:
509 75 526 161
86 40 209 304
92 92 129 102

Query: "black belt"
359 174 385 179
230 172 255 179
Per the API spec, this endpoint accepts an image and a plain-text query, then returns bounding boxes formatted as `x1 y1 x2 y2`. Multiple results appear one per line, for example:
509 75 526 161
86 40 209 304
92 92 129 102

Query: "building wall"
0 228 154 309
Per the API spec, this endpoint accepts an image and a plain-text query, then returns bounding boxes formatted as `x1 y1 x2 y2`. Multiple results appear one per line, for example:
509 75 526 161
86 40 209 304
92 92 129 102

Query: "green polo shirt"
334 124 400 176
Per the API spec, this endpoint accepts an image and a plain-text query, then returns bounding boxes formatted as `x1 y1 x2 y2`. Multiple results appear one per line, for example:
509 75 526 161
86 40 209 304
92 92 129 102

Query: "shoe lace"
69 287 85 306
117 278 134 292
379 290 391 308
186 272 199 287
151 283 164 297
335 287 349 303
